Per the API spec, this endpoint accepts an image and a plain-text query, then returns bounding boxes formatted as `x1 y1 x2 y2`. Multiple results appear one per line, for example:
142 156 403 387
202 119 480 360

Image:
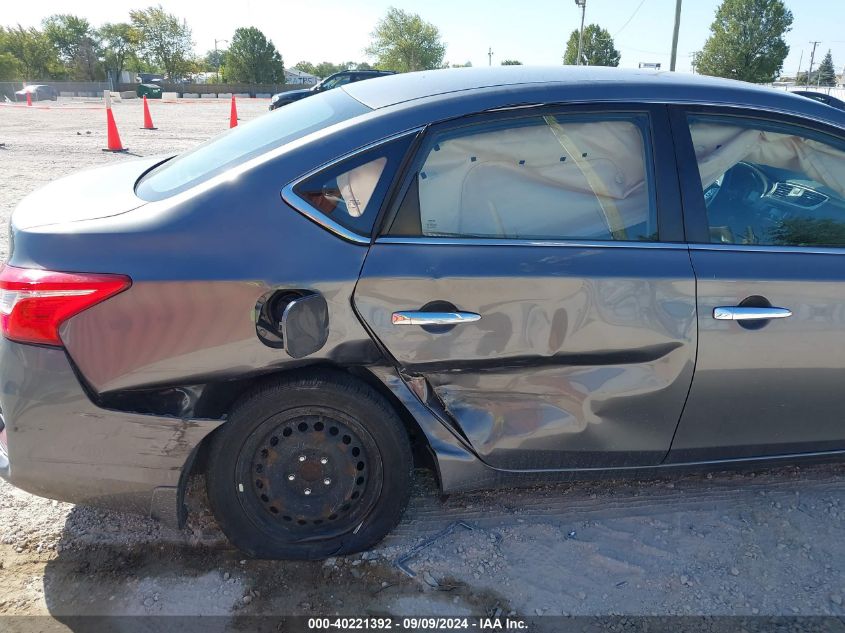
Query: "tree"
501 59 522 65
0 51 22 80
1 26 58 80
817 50 837 87
204 48 226 71
563 24 620 66
0 29 22 79
226 27 284 84
693 0 792 83
99 23 139 86
42 14 101 80
42 15 91 64
130 6 193 80
365 7 445 72
314 61 347 77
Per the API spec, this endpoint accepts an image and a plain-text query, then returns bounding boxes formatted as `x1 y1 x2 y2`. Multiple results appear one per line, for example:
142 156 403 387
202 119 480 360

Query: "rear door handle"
392 311 481 326
713 306 793 321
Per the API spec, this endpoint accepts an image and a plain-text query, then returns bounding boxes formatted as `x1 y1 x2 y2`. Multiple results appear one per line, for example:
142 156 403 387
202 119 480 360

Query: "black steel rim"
234 406 382 542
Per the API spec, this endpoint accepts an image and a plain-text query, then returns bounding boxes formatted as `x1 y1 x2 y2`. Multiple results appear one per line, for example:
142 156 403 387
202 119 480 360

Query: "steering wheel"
703 172 727 208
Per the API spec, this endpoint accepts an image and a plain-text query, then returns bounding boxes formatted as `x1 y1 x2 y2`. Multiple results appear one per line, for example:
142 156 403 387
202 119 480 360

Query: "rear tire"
205 369 412 559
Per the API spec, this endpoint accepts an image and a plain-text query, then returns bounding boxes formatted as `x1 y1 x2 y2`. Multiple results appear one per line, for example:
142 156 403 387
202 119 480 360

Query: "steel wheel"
236 408 382 541
205 370 412 559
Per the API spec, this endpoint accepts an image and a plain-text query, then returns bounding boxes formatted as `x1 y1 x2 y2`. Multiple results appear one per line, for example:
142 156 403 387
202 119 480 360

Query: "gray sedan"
2 67 845 559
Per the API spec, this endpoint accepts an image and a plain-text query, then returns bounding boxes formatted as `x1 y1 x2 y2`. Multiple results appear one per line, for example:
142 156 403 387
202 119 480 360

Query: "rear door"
353 104 698 470
667 106 845 462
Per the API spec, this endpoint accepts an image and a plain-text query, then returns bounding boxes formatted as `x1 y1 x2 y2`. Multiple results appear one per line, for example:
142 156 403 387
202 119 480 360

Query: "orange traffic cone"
26 91 32 107
229 95 238 128
102 91 127 153
140 95 157 130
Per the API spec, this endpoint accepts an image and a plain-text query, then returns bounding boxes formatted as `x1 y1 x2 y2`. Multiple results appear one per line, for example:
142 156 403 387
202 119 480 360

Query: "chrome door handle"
713 306 793 321
392 311 481 326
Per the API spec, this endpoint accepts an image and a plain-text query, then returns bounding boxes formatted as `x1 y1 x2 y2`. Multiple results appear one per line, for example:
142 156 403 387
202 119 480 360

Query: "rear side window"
687 115 845 247
136 88 369 201
286 133 417 240
388 113 657 241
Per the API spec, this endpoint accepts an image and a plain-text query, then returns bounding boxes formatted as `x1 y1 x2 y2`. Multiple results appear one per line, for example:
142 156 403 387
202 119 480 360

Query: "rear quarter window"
135 89 369 202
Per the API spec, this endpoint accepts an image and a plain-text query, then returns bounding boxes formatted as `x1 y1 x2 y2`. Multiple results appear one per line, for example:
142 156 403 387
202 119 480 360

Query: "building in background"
284 68 320 85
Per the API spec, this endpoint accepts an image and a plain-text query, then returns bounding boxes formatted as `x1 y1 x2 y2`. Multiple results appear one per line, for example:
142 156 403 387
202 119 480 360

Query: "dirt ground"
1 97 845 629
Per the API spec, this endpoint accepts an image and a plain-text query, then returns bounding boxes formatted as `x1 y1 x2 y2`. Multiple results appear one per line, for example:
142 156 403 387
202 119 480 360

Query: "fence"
1 80 111 99
117 82 302 97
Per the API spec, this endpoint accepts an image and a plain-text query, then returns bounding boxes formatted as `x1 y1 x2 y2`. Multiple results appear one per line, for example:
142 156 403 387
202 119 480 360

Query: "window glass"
390 113 657 241
688 115 845 247
320 74 352 90
136 88 368 201
292 134 414 237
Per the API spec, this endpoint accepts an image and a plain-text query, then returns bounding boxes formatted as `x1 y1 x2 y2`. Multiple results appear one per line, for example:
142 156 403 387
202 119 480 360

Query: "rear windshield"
135 88 370 201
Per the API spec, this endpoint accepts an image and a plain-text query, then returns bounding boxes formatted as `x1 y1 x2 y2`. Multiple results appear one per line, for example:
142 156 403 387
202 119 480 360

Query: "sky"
5 0 845 76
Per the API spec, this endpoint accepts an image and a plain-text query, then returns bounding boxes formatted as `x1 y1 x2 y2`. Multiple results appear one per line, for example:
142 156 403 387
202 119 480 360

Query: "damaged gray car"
3 67 845 559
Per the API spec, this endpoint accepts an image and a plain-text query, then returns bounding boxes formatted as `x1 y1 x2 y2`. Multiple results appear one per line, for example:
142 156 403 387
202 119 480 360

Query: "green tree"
293 60 315 75
0 28 23 79
1 26 58 80
563 24 620 66
42 14 100 80
42 15 91 64
99 23 139 86
315 61 349 77
0 51 22 80
130 6 193 80
204 48 226 71
817 50 836 87
501 59 522 65
365 7 445 72
693 0 792 83
226 27 283 84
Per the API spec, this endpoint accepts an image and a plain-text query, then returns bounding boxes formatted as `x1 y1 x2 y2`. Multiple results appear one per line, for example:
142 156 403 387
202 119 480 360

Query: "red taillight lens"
0 265 131 346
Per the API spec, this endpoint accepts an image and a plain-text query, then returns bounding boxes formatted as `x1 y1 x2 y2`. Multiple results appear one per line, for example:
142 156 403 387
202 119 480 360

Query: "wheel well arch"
177 363 436 525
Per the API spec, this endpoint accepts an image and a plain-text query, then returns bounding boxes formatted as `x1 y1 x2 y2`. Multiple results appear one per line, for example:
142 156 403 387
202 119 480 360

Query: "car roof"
341 66 845 126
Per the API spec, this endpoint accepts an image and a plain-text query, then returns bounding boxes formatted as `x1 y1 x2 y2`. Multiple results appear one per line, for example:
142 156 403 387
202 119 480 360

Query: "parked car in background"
269 69 394 110
136 83 163 99
3 67 845 561
14 85 58 102
792 90 845 111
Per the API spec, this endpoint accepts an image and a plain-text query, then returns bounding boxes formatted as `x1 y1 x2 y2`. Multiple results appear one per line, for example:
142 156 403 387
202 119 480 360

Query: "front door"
668 107 845 462
354 105 697 470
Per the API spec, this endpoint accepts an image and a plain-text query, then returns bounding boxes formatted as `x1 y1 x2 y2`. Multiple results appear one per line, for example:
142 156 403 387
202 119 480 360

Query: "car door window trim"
376 236 688 249
281 128 423 244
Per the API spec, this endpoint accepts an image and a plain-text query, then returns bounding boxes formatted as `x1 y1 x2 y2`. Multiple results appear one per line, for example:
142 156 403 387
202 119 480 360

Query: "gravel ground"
1 97 845 627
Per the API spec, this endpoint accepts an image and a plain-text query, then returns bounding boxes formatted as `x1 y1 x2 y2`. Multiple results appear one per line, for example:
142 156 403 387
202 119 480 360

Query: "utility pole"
488 47 494 66
669 0 682 71
575 0 586 66
807 41 820 87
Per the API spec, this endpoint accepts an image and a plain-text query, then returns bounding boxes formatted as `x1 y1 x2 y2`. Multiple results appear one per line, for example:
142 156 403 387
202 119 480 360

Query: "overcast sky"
5 0 844 75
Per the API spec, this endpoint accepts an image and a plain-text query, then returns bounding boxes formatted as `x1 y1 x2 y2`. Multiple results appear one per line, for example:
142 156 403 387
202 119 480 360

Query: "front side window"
319 74 352 90
388 113 657 241
688 115 845 247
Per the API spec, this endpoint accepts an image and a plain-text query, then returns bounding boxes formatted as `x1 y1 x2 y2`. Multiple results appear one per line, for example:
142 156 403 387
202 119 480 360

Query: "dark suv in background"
269 69 394 110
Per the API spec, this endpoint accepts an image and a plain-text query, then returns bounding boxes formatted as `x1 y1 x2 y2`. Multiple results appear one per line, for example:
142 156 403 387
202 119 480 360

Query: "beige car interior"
416 117 653 240
689 120 845 198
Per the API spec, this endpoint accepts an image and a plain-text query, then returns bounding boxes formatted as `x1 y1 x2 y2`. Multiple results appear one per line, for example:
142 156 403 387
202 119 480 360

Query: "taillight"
0 265 131 346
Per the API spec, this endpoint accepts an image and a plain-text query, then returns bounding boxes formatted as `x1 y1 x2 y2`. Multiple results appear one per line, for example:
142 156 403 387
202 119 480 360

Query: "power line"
614 0 648 38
